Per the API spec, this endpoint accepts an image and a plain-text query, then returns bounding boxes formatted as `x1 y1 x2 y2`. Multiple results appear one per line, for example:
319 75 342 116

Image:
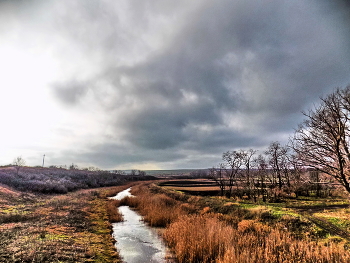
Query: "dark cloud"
3 0 350 169
52 81 89 106
51 1 350 168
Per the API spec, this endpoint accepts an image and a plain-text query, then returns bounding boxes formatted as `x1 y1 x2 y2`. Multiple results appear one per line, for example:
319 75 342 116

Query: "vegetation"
209 142 338 202
2 174 350 262
0 183 127 262
0 166 153 194
293 86 350 194
117 181 350 263
205 87 350 201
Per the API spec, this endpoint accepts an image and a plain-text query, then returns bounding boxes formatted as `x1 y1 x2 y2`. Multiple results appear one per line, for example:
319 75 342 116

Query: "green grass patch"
237 202 260 209
323 216 350 229
268 206 301 218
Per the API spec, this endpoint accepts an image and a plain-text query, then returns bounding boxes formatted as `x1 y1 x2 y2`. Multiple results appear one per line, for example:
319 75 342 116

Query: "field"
0 182 136 262
2 173 350 262
159 179 220 195
128 180 350 262
160 179 350 240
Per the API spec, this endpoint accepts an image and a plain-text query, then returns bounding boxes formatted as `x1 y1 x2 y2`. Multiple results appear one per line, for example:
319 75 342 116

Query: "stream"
110 188 170 263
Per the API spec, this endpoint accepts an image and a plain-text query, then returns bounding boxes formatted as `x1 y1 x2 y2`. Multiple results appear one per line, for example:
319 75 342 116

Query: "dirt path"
301 212 350 240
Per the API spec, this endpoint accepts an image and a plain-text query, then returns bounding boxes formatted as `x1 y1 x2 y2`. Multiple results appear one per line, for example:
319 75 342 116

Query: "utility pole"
42 154 45 167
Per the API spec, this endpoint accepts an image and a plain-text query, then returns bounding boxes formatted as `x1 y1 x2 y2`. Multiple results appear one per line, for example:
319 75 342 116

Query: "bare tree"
222 150 246 198
242 149 257 199
138 170 146 176
209 164 226 196
253 154 268 202
265 141 288 189
293 86 350 194
287 153 306 198
114 170 126 175
13 156 26 175
87 166 101 172
69 163 78 170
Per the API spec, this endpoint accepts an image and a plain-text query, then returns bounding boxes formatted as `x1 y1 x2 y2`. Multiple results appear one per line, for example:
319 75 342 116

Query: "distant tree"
209 164 226 196
265 142 288 189
293 87 350 194
138 170 146 176
13 156 26 175
309 170 322 197
242 149 257 199
87 166 100 171
253 154 268 202
190 169 208 178
114 170 126 175
69 163 78 170
287 153 306 198
222 150 246 198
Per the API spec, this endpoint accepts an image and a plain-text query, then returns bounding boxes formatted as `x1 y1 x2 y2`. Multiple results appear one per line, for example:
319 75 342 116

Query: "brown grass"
163 186 221 192
163 214 233 262
121 182 350 263
0 187 122 262
106 199 123 223
164 214 349 263
119 189 190 227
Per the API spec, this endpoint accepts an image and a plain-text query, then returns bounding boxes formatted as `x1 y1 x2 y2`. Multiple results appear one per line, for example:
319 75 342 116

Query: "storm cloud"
1 0 350 169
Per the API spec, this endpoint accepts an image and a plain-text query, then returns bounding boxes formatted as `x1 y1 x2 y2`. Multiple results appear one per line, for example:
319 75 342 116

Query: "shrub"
106 200 123 223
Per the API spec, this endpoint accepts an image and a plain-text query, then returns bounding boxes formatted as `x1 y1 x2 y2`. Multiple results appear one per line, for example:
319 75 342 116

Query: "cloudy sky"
1 0 350 170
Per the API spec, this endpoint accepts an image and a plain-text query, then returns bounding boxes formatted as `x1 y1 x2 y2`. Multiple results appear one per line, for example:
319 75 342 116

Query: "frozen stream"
111 188 169 263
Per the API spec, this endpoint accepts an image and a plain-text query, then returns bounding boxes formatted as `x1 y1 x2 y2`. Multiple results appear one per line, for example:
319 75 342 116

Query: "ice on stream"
111 188 168 263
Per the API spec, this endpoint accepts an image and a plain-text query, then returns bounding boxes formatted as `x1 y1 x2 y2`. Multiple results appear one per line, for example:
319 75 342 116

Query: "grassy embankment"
0 183 132 262
4 177 350 262
115 180 350 263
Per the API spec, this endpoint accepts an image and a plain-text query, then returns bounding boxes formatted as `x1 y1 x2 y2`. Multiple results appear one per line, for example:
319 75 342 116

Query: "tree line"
209 142 318 202
211 86 350 201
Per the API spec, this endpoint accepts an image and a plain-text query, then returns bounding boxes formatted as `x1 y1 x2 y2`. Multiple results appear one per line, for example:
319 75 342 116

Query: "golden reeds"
126 183 350 263
106 200 123 223
163 213 349 263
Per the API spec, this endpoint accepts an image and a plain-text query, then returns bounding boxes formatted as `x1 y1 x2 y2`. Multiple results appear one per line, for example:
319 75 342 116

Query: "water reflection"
110 187 134 200
111 188 169 263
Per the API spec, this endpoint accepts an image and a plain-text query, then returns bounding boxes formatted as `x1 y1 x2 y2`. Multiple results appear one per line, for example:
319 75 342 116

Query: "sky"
1 0 350 170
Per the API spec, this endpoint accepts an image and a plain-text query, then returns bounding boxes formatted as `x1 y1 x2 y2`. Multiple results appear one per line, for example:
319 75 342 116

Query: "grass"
0 184 128 262
2 178 350 262
164 214 349 263
132 181 350 262
106 200 123 223
115 183 193 227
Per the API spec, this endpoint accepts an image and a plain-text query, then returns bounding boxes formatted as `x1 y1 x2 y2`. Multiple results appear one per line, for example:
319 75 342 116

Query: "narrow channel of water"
111 188 169 263
110 187 134 200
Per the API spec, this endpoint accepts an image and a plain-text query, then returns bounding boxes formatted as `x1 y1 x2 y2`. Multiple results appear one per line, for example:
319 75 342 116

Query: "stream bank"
111 188 171 263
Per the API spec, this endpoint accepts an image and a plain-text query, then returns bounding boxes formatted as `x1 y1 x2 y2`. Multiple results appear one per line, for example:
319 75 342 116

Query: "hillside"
0 166 153 194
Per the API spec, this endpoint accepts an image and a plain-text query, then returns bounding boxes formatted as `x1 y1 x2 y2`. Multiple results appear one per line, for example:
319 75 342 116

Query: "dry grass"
119 185 191 227
120 182 350 263
164 214 349 263
163 186 221 191
0 186 122 262
106 200 124 223
103 184 136 224
163 214 233 262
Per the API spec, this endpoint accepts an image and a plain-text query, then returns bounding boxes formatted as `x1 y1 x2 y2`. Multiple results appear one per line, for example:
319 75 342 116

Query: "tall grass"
122 183 350 263
106 200 123 223
164 214 349 263
164 214 232 262
119 191 190 227
104 184 136 223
